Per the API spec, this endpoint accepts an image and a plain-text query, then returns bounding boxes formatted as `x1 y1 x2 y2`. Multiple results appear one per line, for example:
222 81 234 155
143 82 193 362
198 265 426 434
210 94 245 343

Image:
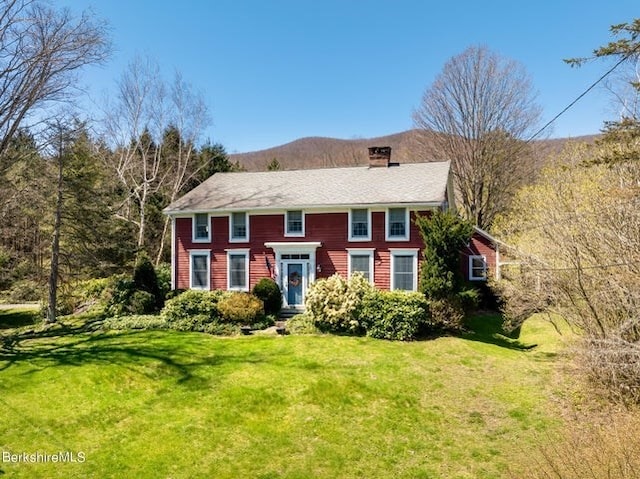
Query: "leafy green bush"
104 278 136 316
428 298 465 332
102 314 168 331
7 279 41 303
251 314 276 331
129 290 157 315
217 292 264 324
160 289 229 329
287 312 319 335
305 273 374 334
252 278 282 315
133 253 163 310
155 263 172 300
360 290 429 341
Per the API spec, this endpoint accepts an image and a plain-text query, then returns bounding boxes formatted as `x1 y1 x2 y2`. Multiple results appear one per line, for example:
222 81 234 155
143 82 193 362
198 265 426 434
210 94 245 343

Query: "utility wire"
526 42 640 143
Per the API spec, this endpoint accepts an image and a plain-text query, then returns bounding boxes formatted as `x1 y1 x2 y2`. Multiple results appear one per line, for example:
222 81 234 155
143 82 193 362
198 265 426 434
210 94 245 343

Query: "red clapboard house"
163 147 499 310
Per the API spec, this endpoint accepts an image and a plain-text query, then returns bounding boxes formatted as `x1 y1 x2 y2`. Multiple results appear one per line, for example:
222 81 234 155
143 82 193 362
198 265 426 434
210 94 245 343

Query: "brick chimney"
368 146 392 168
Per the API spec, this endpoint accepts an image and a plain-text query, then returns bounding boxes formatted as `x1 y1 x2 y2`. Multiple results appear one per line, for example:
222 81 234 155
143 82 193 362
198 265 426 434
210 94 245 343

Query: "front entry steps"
279 308 302 320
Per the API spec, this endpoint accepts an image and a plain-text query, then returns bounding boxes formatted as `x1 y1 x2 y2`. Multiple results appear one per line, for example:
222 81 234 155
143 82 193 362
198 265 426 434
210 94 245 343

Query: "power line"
526 42 640 143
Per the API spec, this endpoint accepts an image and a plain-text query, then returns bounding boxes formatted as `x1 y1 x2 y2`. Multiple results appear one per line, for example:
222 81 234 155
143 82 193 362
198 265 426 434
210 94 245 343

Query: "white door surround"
264 242 322 308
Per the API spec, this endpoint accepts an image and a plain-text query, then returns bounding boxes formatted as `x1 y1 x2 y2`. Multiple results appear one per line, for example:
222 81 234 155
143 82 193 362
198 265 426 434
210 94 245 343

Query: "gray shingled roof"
164 161 451 213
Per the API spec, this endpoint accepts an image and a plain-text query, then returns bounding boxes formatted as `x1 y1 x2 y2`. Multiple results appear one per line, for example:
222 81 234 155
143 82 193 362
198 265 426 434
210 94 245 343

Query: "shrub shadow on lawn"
0 317 271 387
460 313 537 351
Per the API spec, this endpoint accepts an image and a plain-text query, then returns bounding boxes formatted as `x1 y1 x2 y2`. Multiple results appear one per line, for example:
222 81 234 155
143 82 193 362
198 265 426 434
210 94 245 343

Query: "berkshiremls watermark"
2 450 86 464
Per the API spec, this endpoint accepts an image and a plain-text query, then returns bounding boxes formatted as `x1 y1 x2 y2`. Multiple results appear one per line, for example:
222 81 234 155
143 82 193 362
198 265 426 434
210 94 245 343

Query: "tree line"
0 1 242 320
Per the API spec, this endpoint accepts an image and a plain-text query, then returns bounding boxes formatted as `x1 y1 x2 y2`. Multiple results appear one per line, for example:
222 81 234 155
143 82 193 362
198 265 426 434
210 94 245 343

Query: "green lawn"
0 312 568 478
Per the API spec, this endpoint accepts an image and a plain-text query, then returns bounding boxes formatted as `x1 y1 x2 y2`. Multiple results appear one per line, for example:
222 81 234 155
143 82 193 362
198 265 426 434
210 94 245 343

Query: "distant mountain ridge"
230 130 599 171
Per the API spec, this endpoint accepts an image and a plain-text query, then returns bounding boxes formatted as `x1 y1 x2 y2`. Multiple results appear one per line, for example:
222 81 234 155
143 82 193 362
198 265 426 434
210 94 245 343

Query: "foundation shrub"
360 290 429 341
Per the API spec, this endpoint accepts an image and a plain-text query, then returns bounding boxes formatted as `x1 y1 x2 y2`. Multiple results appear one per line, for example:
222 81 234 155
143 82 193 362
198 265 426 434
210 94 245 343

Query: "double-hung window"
193 213 210 242
230 212 248 242
349 208 371 241
227 250 249 291
347 248 374 282
285 210 304 236
190 251 210 290
390 249 418 291
386 208 409 241
468 255 487 281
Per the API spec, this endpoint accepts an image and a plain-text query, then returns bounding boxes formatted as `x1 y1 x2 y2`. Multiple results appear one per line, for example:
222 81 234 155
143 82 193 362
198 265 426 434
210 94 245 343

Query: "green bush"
217 292 264 324
250 314 276 331
133 253 163 310
252 278 282 315
160 289 229 329
287 312 319 335
360 290 429 341
155 263 172 301
428 298 465 332
7 279 41 303
104 278 136 317
305 273 373 334
102 314 168 331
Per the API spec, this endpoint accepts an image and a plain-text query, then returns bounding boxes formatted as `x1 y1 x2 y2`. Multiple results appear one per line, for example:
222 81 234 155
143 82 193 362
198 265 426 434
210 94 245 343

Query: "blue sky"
61 0 637 153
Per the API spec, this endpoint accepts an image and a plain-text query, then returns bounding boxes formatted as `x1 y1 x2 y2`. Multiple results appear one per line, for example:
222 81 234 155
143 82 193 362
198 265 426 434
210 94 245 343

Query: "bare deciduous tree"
493 142 640 402
413 45 542 228
103 57 209 258
0 0 110 158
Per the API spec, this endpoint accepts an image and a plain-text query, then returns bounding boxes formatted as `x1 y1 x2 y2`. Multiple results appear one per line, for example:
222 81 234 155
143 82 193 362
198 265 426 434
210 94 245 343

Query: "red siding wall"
460 232 498 281
174 211 497 290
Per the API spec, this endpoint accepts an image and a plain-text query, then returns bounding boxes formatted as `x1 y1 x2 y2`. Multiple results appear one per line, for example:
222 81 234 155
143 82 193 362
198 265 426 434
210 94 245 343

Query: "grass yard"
0 311 568 478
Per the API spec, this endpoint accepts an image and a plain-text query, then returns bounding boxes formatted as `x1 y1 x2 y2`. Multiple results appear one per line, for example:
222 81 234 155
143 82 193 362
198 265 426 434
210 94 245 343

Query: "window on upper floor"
230 212 248 242
469 255 487 281
193 213 210 242
386 207 409 241
285 210 304 236
349 208 370 241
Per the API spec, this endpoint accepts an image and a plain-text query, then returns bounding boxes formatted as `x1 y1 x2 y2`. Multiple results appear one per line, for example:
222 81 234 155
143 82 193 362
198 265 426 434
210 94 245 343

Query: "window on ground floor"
348 249 374 282
468 255 487 281
190 251 210 290
390 250 418 291
227 250 249 291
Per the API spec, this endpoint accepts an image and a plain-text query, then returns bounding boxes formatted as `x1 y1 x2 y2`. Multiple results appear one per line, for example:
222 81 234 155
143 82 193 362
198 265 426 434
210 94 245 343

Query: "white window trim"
348 208 372 242
192 213 212 243
385 207 410 241
390 248 419 291
229 212 249 243
226 248 250 291
284 210 305 237
468 255 488 281
347 248 375 283
189 250 211 290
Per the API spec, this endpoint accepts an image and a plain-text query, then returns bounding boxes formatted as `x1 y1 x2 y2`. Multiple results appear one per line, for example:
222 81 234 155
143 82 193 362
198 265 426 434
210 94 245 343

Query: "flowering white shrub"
304 273 374 333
